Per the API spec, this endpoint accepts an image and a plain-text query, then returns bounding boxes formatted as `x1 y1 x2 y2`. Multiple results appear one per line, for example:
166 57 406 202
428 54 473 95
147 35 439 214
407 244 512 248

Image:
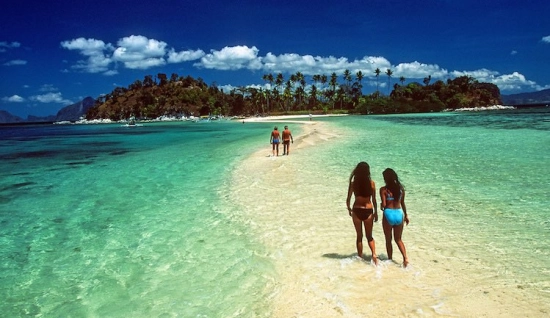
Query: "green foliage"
87 72 502 120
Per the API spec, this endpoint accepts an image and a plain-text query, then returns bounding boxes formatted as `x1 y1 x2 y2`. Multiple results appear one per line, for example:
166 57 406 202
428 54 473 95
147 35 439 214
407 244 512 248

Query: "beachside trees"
85 71 502 120
385 69 393 95
374 68 381 95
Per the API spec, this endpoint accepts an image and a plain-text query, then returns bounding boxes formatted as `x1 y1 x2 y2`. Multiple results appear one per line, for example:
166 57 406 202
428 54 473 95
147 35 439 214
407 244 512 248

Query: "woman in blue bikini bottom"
383 208 404 226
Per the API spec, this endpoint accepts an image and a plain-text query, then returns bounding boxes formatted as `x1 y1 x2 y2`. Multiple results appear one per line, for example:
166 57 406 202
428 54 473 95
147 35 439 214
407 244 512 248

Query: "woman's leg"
393 223 408 267
352 215 363 258
364 214 378 265
382 217 393 260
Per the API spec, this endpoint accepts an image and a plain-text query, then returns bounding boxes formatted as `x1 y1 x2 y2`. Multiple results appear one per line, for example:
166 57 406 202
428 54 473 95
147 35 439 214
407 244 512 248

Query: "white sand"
230 118 549 317
242 114 347 124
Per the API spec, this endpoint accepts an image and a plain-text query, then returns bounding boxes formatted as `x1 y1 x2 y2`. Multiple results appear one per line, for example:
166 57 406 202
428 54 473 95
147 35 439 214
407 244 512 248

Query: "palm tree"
423 75 431 86
275 73 284 110
374 68 381 96
399 76 405 86
283 80 292 111
320 74 328 102
262 73 274 112
385 69 393 95
330 72 338 109
310 85 318 110
343 69 352 102
356 71 364 93
296 72 306 109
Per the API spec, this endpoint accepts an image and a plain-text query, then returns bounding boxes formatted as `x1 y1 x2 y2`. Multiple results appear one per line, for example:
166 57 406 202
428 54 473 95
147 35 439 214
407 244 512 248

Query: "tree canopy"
85 71 502 120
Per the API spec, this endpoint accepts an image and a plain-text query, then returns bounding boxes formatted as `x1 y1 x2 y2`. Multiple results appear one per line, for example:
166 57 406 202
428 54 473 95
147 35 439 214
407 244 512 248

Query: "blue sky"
1 0 549 117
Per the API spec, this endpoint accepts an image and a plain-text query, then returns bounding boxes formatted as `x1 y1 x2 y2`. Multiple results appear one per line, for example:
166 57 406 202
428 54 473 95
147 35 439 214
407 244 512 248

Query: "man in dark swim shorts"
282 125 294 155
270 126 280 156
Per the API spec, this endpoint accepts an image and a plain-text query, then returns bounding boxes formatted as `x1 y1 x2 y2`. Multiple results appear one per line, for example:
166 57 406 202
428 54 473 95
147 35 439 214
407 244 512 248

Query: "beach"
230 113 549 317
1 109 548 317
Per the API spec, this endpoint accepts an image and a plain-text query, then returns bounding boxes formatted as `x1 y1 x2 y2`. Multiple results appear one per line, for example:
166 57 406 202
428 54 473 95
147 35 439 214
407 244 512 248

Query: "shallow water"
1 109 549 317
229 108 550 316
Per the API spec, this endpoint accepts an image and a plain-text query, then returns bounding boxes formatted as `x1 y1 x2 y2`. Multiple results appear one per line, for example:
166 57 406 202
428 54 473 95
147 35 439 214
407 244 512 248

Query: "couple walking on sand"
346 162 409 267
270 126 293 156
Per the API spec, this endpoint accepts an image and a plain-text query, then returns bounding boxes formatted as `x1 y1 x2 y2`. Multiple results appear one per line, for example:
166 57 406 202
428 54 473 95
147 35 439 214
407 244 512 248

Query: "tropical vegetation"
85 70 501 120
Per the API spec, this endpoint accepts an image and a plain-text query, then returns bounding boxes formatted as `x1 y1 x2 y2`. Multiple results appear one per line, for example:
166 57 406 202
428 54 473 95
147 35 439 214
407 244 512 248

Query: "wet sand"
230 118 548 317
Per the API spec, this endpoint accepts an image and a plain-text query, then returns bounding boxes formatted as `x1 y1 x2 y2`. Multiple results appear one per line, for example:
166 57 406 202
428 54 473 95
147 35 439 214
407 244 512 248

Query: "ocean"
1 108 549 317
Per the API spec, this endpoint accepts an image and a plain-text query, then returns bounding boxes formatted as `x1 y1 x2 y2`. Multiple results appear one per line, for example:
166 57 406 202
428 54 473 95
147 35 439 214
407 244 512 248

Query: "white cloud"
389 61 446 79
112 35 168 69
61 38 113 73
450 69 540 92
57 36 545 93
489 72 538 91
259 53 392 77
511 50 517 55
2 95 25 102
61 38 112 55
62 35 208 72
3 59 27 66
30 92 72 104
197 45 262 70
167 48 205 63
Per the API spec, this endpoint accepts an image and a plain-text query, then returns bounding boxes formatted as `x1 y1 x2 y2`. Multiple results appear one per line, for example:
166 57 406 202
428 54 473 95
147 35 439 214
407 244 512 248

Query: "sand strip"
230 118 548 317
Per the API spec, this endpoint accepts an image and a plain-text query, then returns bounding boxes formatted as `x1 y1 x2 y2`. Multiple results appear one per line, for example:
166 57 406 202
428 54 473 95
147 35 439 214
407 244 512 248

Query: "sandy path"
229 119 549 317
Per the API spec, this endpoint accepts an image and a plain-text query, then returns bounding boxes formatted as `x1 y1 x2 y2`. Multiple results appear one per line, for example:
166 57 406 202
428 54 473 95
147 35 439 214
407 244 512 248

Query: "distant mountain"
501 88 550 105
0 110 24 123
0 96 95 124
55 96 95 121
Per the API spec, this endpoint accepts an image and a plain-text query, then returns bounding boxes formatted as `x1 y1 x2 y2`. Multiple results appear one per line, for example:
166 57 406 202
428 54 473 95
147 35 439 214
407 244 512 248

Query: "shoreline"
242 114 348 123
229 116 549 317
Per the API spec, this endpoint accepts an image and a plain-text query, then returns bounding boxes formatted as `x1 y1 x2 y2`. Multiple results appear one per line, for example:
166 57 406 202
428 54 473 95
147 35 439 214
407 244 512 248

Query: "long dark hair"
382 168 403 200
350 162 372 197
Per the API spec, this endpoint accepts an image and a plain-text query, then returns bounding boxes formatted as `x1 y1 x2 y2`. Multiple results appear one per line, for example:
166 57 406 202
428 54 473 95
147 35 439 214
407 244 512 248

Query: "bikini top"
386 188 402 201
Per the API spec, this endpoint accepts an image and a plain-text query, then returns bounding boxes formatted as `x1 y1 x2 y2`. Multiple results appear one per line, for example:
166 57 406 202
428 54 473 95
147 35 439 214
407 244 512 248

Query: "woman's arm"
401 190 409 225
379 186 386 211
371 181 378 222
346 181 353 216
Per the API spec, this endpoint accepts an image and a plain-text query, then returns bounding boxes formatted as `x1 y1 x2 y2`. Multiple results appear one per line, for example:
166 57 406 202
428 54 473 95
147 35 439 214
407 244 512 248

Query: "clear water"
1 108 549 317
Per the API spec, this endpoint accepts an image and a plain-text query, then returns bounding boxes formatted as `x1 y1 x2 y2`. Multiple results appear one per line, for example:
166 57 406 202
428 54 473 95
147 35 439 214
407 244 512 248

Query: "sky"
1 0 549 117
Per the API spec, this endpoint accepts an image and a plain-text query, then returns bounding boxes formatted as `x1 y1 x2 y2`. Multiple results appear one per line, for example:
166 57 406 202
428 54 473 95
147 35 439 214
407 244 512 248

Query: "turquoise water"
0 121 286 317
1 108 549 316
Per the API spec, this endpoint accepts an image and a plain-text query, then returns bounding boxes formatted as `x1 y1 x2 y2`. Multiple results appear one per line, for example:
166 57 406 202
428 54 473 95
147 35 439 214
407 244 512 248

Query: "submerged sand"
230 117 548 317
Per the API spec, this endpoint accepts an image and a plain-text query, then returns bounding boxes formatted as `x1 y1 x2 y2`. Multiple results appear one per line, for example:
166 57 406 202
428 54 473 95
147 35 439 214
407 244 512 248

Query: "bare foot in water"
372 255 379 266
403 258 409 268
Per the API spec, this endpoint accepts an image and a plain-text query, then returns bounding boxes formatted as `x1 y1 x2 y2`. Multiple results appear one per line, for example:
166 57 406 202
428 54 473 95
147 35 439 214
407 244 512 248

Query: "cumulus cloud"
112 35 167 69
61 38 113 73
3 59 27 66
167 48 205 63
197 45 262 70
62 35 206 73
450 69 540 92
2 95 25 102
58 36 545 92
30 92 72 104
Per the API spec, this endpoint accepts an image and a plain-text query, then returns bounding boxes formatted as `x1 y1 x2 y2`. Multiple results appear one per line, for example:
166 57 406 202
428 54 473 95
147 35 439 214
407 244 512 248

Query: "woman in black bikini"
346 162 378 265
